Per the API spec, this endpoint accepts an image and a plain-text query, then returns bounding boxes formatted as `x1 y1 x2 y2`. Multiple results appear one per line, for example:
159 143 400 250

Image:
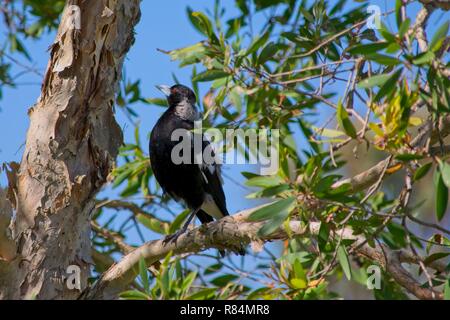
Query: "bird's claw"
162 229 185 245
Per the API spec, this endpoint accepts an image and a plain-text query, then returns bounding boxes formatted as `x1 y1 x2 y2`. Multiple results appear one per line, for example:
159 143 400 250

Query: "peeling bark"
0 187 15 262
0 0 140 299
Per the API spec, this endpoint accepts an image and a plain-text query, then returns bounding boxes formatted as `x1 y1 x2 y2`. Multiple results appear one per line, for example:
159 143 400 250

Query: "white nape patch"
174 99 199 121
200 193 224 220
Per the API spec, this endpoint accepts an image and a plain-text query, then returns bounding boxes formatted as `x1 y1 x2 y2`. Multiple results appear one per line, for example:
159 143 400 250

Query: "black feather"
150 84 246 256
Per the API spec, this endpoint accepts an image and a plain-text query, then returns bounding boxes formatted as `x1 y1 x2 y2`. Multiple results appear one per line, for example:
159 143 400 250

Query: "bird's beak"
155 84 171 97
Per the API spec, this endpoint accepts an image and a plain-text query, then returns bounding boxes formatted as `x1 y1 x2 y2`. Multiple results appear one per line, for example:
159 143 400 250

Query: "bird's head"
156 84 197 107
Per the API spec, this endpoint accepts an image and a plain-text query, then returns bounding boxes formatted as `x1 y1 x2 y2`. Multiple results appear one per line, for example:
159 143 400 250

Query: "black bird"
150 84 243 255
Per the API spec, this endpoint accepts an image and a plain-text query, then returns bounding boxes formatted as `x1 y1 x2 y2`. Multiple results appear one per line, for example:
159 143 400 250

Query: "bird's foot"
162 228 186 245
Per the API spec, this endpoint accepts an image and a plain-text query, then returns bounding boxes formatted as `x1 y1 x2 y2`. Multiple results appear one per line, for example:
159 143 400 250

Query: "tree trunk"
0 0 140 299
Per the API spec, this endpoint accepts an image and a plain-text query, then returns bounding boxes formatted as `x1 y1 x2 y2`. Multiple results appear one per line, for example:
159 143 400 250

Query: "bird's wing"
197 135 229 217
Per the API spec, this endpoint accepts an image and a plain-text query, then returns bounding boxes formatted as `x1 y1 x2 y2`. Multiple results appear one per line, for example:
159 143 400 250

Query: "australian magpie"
150 84 244 255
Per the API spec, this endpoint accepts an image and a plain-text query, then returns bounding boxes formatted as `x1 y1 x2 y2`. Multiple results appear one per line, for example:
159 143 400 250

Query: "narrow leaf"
258 42 279 64
358 73 392 89
336 99 357 138
337 245 352 280
245 32 269 56
412 51 435 65
429 21 449 52
347 42 390 55
413 163 432 181
374 69 403 102
139 257 150 294
193 69 229 82
445 279 450 300
435 171 448 221
438 160 450 188
248 197 296 221
257 211 289 236
119 290 150 300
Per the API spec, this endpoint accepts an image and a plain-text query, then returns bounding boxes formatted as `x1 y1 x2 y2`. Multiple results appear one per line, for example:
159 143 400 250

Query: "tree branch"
419 0 450 11
91 221 135 254
411 3 434 52
83 204 446 300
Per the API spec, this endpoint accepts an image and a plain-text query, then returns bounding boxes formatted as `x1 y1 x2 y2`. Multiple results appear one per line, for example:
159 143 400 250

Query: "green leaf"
423 252 450 266
394 153 424 161
379 23 396 43
248 197 296 221
336 99 357 138
374 69 403 102
190 11 214 37
290 278 307 289
435 171 448 221
169 209 190 234
413 162 432 181
204 263 222 275
181 271 197 293
412 51 435 65
429 21 449 52
166 42 206 67
142 98 167 107
318 222 330 252
445 279 450 300
9 34 31 61
395 0 402 28
119 290 150 300
358 73 392 89
113 166 134 187
186 8 207 36
245 31 270 56
398 18 411 38
187 288 217 300
314 175 342 194
366 54 400 66
245 175 284 188
293 259 307 281
312 126 344 138
139 256 150 294
257 211 289 236
210 274 238 286
438 160 450 188
192 69 229 82
347 42 390 55
258 42 279 64
119 144 139 153
386 43 401 54
337 245 352 280
369 122 384 136
137 213 166 234
160 267 170 298
261 184 291 197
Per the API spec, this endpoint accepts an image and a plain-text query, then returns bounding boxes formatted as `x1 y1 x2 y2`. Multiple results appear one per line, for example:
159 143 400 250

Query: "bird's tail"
196 209 214 224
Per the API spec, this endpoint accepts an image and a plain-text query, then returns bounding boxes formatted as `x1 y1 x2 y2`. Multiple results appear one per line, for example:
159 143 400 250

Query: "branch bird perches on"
84 203 447 300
